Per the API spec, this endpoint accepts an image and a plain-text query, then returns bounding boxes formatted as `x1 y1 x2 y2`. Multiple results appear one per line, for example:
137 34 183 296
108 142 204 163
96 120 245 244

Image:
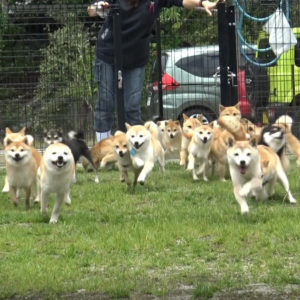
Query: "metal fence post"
217 2 237 106
112 0 125 131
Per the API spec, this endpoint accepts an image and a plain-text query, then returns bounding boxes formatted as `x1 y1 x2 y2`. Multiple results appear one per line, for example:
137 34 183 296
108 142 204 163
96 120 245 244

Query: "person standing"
88 0 220 142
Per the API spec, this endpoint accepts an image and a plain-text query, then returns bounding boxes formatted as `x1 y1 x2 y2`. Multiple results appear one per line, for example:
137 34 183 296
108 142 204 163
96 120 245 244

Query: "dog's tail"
144 121 159 139
275 115 293 132
68 130 84 140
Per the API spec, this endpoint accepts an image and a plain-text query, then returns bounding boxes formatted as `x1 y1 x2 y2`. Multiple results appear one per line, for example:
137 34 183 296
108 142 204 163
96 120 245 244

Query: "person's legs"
94 58 114 141
123 66 146 126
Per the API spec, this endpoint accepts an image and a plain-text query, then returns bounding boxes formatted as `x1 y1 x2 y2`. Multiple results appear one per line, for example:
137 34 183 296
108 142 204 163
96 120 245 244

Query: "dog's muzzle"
13 154 23 162
52 156 67 168
134 142 144 149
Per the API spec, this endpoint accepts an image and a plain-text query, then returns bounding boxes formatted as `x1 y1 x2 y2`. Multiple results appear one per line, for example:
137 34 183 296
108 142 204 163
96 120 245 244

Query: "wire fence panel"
0 2 101 149
235 0 300 137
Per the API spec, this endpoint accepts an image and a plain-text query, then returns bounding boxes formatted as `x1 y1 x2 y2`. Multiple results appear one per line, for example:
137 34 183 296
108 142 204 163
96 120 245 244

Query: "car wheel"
245 63 269 108
179 107 216 125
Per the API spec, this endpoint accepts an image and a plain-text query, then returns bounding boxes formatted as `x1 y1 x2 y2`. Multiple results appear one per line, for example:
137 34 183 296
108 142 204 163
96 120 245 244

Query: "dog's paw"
100 161 106 169
94 176 99 184
2 187 9 193
49 218 58 224
289 196 297 204
240 205 249 215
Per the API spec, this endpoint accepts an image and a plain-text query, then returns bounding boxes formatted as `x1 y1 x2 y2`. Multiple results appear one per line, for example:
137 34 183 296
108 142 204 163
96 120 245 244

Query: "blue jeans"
94 58 146 132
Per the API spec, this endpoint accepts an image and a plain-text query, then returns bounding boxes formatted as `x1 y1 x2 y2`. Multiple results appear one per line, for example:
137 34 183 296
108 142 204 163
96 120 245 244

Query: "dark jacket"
95 0 183 69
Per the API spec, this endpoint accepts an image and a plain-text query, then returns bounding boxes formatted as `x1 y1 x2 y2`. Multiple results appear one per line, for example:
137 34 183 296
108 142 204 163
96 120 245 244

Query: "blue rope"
234 0 290 67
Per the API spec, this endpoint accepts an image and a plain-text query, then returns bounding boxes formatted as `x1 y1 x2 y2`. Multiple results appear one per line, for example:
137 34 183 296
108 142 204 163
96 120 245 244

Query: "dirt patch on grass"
7 284 300 300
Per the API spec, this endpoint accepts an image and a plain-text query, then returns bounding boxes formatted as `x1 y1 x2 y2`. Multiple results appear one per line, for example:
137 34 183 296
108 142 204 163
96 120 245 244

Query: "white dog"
39 143 75 223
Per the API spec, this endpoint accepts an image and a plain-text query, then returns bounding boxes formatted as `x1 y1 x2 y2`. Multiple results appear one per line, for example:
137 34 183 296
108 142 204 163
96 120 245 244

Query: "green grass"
0 162 300 299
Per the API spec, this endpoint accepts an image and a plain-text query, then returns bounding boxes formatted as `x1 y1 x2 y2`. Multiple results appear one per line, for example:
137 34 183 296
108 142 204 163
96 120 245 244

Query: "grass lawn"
0 162 300 299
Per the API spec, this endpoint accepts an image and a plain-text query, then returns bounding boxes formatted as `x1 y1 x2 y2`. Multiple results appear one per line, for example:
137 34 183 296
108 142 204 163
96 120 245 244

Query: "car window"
295 38 300 67
175 53 219 77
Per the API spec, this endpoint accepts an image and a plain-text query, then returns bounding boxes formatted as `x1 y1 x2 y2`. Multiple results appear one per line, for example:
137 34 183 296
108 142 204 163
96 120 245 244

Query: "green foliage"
33 13 95 130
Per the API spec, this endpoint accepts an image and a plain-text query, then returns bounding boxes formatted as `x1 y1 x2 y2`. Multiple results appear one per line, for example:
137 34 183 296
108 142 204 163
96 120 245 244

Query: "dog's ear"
219 104 225 113
175 120 180 126
208 121 214 128
262 160 269 169
125 123 131 131
165 121 168 127
234 103 240 111
114 130 123 136
23 136 28 145
227 137 235 147
157 121 161 126
182 113 189 121
19 127 26 135
5 128 12 135
250 137 257 148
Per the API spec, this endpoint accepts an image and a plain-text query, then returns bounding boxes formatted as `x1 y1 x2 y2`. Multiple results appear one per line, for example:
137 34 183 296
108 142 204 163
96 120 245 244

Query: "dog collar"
130 148 136 156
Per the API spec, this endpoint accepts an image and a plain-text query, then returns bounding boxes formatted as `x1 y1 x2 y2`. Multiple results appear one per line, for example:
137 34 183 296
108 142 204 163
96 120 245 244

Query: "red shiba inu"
4 138 41 209
180 114 202 166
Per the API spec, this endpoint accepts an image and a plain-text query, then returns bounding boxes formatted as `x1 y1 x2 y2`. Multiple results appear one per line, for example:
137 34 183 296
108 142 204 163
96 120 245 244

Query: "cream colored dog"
227 138 296 214
125 123 165 185
39 143 75 224
187 123 213 181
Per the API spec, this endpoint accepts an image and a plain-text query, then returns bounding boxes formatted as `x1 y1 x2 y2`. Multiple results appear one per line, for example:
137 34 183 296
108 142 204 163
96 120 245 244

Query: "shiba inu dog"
218 104 249 141
187 124 213 181
44 129 99 183
161 120 182 159
210 127 235 181
2 127 34 193
112 131 139 186
4 138 41 209
125 123 165 185
180 114 202 166
227 138 296 214
259 121 290 172
39 143 75 224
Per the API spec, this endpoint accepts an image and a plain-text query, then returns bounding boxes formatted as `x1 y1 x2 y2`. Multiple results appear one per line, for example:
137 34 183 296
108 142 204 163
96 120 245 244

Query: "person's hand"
202 0 223 16
87 2 109 17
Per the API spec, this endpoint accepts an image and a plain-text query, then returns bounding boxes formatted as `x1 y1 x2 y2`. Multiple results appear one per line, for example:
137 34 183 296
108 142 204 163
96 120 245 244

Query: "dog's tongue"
240 166 247 174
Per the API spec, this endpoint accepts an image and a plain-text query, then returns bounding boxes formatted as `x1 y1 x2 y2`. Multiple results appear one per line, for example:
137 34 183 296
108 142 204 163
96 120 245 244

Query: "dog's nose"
240 160 246 166
119 151 124 157
57 156 63 161
203 137 207 142
15 153 20 159
134 142 139 148
170 134 174 138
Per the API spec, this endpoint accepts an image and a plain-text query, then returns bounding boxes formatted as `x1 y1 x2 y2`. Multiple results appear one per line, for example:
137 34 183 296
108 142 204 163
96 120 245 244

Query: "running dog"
39 143 75 224
4 137 41 209
180 113 202 166
125 123 165 185
210 127 235 181
227 138 296 214
187 123 213 181
161 120 182 160
2 127 34 193
44 129 99 183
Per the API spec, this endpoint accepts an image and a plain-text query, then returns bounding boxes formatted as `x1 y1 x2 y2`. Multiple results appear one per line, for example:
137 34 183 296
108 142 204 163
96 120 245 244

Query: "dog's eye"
226 113 230 116
52 152 56 155
174 129 177 132
233 113 237 116
161 129 164 132
64 152 68 155
207 132 211 135
20 149 24 152
115 145 119 149
11 149 15 152
168 130 170 132
139 135 143 138
200 131 203 134
54 136 58 139
131 135 135 138
246 153 251 156
188 126 192 129
123 144 127 148
234 153 239 156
